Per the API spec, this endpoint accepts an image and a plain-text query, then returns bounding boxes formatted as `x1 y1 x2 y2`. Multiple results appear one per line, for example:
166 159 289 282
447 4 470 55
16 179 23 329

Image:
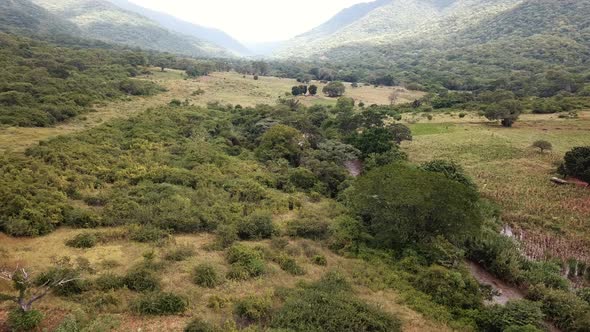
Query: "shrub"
528 286 590 330
477 300 544 332
35 266 85 297
413 265 484 309
237 211 274 240
192 263 222 288
215 223 239 249
163 244 195 261
123 268 161 292
272 272 401 331
128 225 170 243
558 146 590 182
226 244 265 280
132 292 187 315
8 309 44 332
532 140 552 153
322 81 346 97
521 261 569 290
185 318 218 332
94 273 125 291
286 218 330 240
65 232 98 249
312 255 328 266
275 255 306 275
234 295 272 323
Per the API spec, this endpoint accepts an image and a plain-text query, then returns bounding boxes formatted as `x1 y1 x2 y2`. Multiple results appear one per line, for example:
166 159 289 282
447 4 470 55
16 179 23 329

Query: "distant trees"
484 100 524 127
323 81 346 97
252 61 269 76
291 85 308 96
155 54 174 72
308 85 318 96
532 140 552 153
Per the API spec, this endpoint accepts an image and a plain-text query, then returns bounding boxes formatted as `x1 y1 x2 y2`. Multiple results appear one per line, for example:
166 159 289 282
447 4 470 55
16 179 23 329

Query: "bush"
163 244 195 261
128 225 170 243
237 211 275 240
312 255 328 266
521 261 569 290
275 255 306 275
192 264 222 288
226 244 265 280
532 140 552 153
8 309 44 332
184 318 218 332
35 267 85 297
477 300 544 332
215 223 239 249
132 292 187 315
286 217 330 240
558 146 590 182
413 265 484 309
322 81 346 97
123 268 161 292
234 295 272 323
272 272 401 332
529 286 590 330
94 273 125 291
65 232 98 249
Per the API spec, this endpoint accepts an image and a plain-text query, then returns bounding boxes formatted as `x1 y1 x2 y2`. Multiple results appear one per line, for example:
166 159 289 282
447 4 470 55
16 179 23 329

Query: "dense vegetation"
0 33 163 127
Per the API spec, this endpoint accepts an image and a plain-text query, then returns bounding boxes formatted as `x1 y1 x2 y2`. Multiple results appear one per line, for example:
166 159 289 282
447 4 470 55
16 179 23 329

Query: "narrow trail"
466 261 524 305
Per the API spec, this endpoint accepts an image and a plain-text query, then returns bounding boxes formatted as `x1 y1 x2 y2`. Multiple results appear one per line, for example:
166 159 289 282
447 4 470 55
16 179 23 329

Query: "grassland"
402 111 590 263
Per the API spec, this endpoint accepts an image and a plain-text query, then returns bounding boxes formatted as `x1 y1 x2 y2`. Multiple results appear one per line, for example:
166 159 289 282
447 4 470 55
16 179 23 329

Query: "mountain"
0 0 79 36
107 0 250 55
29 0 230 58
275 0 525 58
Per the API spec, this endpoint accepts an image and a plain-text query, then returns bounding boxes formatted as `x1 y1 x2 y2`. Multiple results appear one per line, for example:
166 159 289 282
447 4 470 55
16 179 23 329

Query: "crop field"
403 111 590 263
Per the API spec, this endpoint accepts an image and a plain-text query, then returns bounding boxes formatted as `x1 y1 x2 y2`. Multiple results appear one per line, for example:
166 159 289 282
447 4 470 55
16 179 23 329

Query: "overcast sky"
126 0 370 43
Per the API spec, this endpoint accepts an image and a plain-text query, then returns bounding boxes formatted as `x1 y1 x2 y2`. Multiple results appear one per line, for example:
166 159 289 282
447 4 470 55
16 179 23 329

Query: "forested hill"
107 0 251 56
0 0 79 36
275 0 590 96
23 0 231 58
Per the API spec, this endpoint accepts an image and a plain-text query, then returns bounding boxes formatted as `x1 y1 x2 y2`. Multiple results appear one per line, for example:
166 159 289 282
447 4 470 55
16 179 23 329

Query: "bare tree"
0 266 77 312
388 91 400 105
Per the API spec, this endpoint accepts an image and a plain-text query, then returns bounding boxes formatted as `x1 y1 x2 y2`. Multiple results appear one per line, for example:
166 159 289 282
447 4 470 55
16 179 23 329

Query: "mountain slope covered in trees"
107 0 250 55
28 0 230 58
0 0 79 36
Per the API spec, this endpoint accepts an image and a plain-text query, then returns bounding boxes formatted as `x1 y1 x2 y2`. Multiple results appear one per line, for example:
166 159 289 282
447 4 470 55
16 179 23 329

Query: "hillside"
0 0 79 36
29 0 230 58
107 0 250 55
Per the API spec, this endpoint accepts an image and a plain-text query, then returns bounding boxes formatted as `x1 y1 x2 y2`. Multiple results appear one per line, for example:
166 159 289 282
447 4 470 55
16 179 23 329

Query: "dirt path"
467 261 525 305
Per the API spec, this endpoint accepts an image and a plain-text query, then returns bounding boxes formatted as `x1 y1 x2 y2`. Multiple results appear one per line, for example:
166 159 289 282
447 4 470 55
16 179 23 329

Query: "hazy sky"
126 0 369 42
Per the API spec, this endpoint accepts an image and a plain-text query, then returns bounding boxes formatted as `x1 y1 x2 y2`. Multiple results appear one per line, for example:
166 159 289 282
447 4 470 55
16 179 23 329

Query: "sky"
126 0 370 43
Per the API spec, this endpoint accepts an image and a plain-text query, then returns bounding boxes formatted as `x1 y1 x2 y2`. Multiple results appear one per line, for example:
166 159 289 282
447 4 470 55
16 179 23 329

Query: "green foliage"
128 225 170 244
272 272 402 332
256 124 304 165
387 123 413 144
192 264 222 288
349 128 394 158
237 211 275 240
0 33 162 127
345 164 483 249
234 295 272 323
559 146 590 182
7 308 44 332
412 265 483 309
308 85 318 96
477 300 544 332
132 292 187 315
185 318 219 332
163 244 195 262
528 286 590 331
94 273 125 291
65 232 98 249
312 255 328 266
532 140 552 153
35 264 85 297
226 244 265 280
484 100 524 127
274 255 306 276
420 160 475 188
520 261 569 290
123 268 161 292
322 81 346 97
286 216 330 240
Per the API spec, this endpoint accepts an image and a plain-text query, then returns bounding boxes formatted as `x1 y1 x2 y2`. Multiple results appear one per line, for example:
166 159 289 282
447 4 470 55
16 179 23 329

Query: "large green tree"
345 164 483 249
256 125 305 166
